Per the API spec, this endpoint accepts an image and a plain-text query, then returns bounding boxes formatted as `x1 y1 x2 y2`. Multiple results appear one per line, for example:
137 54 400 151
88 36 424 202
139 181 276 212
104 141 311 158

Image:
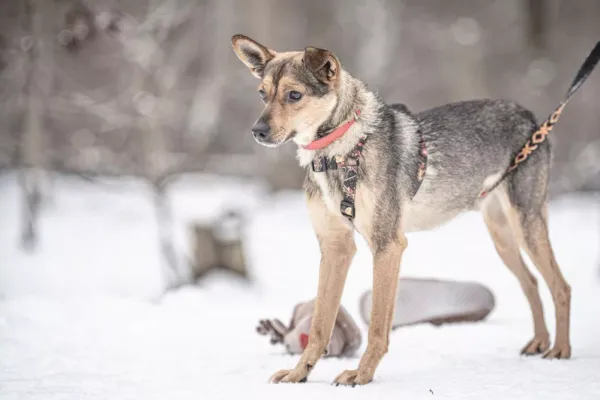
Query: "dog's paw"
270 368 308 384
332 369 372 387
542 343 571 360
520 335 550 355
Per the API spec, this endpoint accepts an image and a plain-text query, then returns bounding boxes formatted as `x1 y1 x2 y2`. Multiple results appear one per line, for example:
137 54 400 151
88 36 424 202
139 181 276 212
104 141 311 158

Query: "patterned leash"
479 40 600 198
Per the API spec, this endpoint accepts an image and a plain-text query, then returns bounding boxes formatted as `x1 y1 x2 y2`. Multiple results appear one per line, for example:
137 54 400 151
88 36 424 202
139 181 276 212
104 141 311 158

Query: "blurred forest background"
1 0 600 189
2 3 600 394
0 0 599 255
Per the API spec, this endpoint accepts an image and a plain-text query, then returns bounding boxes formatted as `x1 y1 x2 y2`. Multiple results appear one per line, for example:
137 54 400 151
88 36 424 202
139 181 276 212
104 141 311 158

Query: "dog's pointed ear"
303 47 340 83
231 34 276 79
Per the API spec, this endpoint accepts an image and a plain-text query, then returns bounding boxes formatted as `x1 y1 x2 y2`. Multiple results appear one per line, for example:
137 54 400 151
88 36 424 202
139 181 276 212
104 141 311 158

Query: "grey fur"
305 91 544 252
232 36 584 381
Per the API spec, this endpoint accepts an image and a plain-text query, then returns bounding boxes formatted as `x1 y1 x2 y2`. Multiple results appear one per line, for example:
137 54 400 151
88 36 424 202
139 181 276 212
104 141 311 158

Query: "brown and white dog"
231 34 599 385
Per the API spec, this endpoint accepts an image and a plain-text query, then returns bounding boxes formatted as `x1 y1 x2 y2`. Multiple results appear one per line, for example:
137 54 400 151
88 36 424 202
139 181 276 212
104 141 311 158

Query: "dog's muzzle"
251 120 274 145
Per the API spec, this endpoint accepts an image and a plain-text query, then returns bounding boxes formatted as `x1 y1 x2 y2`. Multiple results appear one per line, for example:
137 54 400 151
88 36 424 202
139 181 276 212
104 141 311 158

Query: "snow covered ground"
0 172 599 400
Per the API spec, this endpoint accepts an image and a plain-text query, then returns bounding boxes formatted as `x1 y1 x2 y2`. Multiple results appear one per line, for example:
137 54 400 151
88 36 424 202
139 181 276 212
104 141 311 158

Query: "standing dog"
231 34 599 385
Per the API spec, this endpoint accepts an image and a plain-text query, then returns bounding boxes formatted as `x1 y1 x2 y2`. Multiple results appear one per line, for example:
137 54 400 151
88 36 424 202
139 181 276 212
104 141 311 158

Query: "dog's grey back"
398 99 542 231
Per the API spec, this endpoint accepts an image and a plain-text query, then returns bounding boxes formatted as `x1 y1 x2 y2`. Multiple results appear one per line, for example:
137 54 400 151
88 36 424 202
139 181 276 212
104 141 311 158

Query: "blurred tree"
19 0 56 250
0 0 598 193
526 0 548 55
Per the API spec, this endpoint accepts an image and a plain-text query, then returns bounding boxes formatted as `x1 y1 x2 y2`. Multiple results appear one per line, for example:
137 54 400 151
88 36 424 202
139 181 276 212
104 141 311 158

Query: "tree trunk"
19 0 54 250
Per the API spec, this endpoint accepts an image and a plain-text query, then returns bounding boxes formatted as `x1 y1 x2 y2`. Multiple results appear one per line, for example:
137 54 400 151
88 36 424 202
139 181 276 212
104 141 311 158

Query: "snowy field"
1 172 599 400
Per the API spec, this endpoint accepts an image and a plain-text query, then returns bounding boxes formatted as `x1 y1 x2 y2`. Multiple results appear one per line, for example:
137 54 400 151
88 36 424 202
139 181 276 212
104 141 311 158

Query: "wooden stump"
190 210 249 280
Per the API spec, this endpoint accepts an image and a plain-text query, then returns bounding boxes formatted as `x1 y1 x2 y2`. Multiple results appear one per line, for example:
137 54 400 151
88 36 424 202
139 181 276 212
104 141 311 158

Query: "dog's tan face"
231 35 341 147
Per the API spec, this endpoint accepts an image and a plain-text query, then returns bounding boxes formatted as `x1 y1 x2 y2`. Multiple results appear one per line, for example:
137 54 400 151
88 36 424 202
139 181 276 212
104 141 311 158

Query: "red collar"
302 110 361 151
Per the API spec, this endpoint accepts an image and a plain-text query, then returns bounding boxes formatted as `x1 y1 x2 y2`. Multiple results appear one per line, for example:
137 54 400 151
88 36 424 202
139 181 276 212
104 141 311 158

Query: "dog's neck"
296 71 381 168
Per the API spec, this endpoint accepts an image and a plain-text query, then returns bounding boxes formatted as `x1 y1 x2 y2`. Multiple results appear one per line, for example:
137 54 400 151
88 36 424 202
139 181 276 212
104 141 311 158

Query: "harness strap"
311 135 368 220
479 40 600 198
417 135 428 183
337 134 368 219
311 157 339 172
311 129 428 221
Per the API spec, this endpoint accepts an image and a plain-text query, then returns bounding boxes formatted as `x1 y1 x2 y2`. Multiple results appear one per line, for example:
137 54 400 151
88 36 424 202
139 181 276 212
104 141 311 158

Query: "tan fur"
234 39 477 385
270 194 356 384
481 187 571 358
259 52 339 146
334 233 407 386
297 75 381 166
232 35 573 387
270 189 407 386
231 35 276 78
504 203 572 359
352 182 380 242
482 191 550 354
272 145 408 385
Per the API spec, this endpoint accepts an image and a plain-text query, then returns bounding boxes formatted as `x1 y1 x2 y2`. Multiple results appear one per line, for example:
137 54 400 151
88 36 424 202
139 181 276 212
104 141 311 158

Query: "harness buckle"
340 200 355 219
312 157 339 172
311 157 327 172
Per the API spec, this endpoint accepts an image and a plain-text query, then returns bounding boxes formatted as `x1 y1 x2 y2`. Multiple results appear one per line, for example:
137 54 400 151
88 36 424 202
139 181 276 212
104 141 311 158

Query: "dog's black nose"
252 120 271 140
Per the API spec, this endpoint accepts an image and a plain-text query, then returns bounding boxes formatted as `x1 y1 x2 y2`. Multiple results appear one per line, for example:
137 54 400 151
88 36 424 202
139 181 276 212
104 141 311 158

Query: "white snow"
1 172 599 400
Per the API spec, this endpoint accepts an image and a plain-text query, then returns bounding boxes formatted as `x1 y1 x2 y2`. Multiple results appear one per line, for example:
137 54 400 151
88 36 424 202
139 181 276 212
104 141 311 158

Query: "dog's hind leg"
502 153 572 359
482 192 550 355
270 194 356 384
507 204 572 359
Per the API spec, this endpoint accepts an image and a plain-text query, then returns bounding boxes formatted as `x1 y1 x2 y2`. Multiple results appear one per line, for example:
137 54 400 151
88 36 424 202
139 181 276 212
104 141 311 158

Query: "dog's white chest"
312 172 343 216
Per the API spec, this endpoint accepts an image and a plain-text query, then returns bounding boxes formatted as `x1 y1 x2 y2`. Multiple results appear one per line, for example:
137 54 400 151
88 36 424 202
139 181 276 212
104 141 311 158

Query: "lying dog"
231 34 599 385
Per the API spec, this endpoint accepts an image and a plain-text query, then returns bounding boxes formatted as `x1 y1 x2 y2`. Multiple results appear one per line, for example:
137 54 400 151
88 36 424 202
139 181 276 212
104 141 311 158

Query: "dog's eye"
258 89 267 100
288 91 303 102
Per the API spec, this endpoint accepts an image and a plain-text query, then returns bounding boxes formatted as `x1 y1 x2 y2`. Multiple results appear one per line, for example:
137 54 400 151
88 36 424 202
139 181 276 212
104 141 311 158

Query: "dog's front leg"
270 195 356 384
334 234 407 386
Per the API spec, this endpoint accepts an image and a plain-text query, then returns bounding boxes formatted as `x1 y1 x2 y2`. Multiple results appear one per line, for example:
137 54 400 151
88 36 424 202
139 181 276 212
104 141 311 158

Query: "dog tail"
479 40 600 198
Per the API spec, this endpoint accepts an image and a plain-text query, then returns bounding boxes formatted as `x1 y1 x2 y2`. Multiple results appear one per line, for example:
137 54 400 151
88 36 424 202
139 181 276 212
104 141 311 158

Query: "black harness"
311 129 428 221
